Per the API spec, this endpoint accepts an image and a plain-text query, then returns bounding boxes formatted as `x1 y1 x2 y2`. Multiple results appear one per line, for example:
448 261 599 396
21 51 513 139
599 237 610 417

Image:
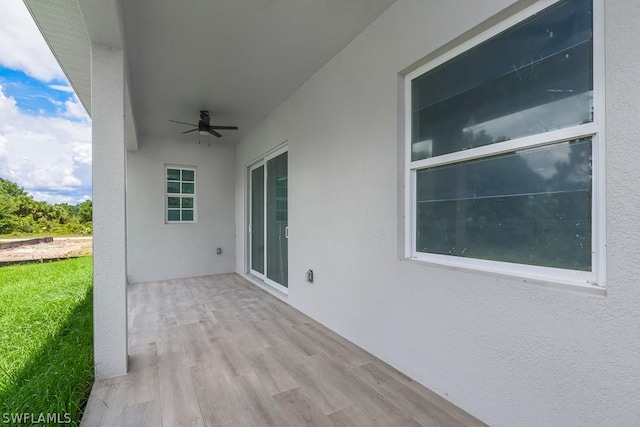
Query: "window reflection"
461 93 592 150
416 138 592 270
411 0 593 161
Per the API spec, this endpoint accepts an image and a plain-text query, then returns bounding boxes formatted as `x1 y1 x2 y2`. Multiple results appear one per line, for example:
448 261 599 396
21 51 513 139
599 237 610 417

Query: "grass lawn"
0 257 93 425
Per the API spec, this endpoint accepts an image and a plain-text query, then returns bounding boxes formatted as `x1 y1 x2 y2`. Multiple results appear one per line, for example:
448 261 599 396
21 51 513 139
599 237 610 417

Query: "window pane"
266 152 288 287
168 197 180 208
182 209 194 221
411 0 593 161
182 169 195 181
167 209 180 221
182 183 195 194
167 182 180 194
167 168 181 180
181 197 194 208
416 138 592 271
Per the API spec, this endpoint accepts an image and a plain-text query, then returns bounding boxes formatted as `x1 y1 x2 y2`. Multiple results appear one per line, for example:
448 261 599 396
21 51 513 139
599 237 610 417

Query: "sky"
0 0 92 205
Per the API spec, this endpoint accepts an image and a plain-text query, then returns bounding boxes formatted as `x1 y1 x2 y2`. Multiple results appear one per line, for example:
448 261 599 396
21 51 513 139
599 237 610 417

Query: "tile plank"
273 387 336 427
190 363 243 427
81 274 486 427
268 342 353 415
232 373 290 426
353 362 478 427
244 349 299 395
308 354 421 427
157 352 202 426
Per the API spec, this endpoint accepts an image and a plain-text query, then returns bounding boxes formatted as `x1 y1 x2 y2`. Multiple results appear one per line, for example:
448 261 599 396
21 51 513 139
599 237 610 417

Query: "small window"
405 0 603 287
166 166 196 223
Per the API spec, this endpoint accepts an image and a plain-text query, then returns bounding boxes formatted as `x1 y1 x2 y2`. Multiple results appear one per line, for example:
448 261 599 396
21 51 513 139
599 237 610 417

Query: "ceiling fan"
169 110 238 138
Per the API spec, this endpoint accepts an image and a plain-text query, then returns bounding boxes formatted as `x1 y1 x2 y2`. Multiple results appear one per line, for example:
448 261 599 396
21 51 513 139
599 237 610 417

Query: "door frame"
247 143 289 294
248 161 266 280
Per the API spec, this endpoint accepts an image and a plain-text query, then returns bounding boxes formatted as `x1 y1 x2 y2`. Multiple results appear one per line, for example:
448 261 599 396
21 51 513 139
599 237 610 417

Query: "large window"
166 166 196 223
405 0 604 287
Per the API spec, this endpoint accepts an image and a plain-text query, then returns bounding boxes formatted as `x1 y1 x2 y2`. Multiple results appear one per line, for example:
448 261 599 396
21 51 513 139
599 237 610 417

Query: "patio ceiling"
27 0 398 146
121 0 398 145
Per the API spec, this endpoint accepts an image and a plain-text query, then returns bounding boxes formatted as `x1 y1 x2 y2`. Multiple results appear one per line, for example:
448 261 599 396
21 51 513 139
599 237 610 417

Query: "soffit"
24 0 91 114
25 0 139 150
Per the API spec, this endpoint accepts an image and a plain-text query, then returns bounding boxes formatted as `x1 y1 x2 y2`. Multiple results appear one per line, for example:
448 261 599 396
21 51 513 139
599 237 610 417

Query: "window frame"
403 0 605 289
165 165 197 224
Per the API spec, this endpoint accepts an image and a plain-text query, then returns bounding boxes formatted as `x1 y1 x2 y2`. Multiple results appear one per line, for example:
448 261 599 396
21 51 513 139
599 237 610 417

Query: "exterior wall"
235 1 640 425
127 137 236 283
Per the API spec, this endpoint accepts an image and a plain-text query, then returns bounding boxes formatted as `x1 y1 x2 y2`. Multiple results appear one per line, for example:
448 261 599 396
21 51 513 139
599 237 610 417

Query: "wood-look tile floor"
81 274 486 427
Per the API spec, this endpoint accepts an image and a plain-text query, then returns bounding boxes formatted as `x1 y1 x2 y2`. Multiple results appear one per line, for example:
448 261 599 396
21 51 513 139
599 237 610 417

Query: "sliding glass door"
249 147 288 292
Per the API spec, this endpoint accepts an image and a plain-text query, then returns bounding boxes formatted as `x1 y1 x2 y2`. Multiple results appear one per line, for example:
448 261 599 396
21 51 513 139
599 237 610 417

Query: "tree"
78 200 92 223
0 195 19 234
0 178 28 198
0 177 93 236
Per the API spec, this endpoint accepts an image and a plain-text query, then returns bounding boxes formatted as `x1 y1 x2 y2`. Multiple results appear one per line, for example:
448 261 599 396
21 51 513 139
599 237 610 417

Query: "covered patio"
82 274 484 426
23 0 640 424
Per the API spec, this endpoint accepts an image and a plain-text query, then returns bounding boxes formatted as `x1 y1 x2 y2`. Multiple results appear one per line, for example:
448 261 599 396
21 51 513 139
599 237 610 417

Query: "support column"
91 43 128 379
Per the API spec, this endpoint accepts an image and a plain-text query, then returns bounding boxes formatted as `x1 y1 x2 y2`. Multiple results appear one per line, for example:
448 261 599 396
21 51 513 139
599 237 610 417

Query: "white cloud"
0 134 7 157
72 141 92 165
0 1 64 82
48 84 75 93
29 191 84 205
0 85 91 204
0 1 92 204
62 96 88 120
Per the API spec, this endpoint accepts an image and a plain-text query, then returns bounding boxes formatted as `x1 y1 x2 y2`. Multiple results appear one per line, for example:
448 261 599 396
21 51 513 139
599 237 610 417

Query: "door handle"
285 226 289 239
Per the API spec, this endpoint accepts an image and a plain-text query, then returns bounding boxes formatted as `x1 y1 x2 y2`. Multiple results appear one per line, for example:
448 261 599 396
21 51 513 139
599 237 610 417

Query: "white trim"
403 0 605 289
408 124 599 171
411 251 596 289
404 79 414 258
592 0 607 289
245 140 289 169
403 258 606 297
264 277 289 295
409 169 417 260
248 161 265 279
264 144 288 162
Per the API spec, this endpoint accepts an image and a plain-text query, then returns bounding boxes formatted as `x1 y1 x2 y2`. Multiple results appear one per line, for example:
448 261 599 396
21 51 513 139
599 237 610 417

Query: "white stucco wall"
91 44 128 379
127 138 236 283
235 1 640 425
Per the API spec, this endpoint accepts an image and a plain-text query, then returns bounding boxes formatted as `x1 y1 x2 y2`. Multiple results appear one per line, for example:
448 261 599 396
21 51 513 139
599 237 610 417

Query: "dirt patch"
0 237 92 263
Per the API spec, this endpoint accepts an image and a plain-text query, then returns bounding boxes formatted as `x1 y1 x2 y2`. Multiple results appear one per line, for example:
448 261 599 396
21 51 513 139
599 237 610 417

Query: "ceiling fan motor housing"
198 111 210 133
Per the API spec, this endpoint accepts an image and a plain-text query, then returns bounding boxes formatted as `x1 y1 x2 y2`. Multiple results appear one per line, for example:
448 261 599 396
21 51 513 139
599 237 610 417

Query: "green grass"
0 257 93 425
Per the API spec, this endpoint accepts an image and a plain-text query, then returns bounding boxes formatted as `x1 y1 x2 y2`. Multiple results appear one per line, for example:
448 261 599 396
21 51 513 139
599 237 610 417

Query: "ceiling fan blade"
210 125 238 130
181 128 198 134
210 129 223 138
170 120 197 126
